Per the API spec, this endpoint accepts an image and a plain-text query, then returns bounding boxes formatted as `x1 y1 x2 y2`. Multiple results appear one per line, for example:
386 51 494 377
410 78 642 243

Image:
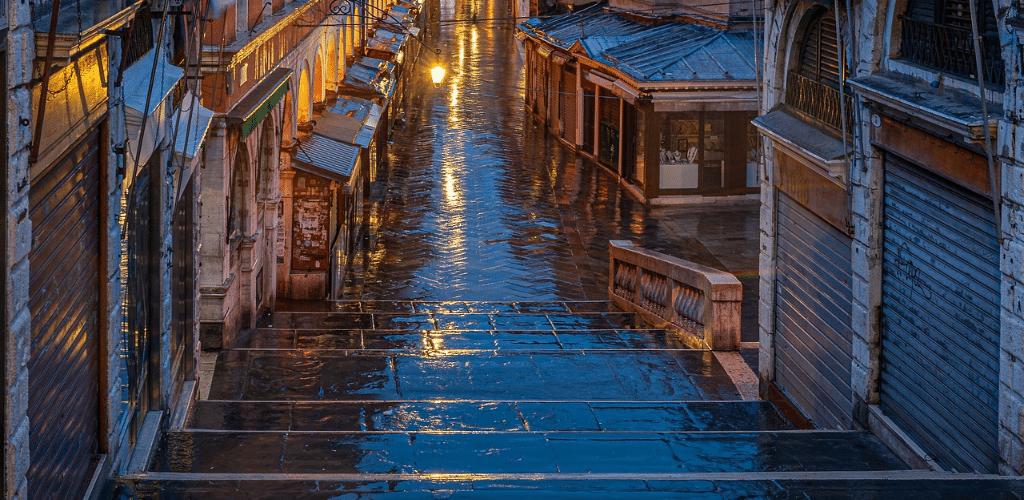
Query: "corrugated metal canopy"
519 4 756 83
293 133 360 183
367 28 408 56
342 57 397 99
523 3 646 50
316 96 382 147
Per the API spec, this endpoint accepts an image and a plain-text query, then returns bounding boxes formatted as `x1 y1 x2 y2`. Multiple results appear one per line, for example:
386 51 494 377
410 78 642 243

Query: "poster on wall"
290 172 331 272
276 201 287 263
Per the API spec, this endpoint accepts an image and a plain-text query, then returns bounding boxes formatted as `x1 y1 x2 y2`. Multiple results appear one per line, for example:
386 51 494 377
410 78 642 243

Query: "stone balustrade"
608 240 742 350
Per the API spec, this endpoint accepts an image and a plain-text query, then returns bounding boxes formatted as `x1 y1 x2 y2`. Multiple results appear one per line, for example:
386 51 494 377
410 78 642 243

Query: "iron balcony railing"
785 71 855 135
123 13 154 68
900 16 1004 88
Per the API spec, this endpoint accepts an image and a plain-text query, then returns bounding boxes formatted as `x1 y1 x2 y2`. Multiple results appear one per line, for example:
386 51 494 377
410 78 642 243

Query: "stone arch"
298 65 311 126
326 32 338 91
229 142 252 239
314 51 325 104
764 2 833 108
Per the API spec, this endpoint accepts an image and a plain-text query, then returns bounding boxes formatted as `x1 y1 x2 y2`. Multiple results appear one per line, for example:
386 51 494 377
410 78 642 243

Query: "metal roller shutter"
775 193 853 429
28 128 102 500
562 66 576 144
880 155 1000 473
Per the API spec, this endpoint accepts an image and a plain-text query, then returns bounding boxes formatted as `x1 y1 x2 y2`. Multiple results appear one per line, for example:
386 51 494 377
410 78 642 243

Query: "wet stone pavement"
114 0 1024 496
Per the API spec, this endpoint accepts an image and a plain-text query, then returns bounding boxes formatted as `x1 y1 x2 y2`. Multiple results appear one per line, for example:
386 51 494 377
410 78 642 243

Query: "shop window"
598 94 620 167
659 111 758 192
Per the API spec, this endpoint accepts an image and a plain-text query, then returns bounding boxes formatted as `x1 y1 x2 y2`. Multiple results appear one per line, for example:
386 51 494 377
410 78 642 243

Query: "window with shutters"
899 0 1004 87
784 8 854 134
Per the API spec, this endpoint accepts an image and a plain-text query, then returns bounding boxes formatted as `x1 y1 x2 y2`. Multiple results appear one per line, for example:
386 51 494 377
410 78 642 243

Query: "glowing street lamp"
430 65 446 86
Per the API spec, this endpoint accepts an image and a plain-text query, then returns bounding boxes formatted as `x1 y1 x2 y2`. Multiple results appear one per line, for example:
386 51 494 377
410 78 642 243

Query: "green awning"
226 67 292 139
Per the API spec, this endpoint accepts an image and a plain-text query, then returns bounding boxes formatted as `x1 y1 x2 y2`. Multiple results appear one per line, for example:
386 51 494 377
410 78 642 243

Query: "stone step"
259 310 643 332
189 400 796 433
113 474 1024 500
270 300 622 315
207 349 740 402
242 328 684 351
150 430 907 475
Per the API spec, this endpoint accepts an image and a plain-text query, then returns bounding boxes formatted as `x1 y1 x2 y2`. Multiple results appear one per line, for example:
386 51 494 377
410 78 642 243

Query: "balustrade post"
608 240 742 350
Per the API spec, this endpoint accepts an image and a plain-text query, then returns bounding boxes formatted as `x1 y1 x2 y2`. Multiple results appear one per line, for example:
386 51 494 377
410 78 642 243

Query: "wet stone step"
207 349 740 402
243 328 687 351
188 401 796 433
271 301 621 315
258 311 643 331
115 477 1024 500
150 430 908 474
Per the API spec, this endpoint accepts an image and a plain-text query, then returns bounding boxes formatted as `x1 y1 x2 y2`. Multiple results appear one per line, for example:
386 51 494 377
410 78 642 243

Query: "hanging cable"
167 0 211 184
968 0 1003 242
832 0 851 196
125 1 175 222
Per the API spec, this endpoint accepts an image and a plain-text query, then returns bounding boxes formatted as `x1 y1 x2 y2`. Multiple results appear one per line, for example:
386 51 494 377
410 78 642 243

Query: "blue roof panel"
519 4 756 83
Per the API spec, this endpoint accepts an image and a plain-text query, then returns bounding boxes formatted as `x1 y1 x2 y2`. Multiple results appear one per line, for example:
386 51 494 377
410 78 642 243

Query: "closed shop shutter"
775 193 853 429
880 155 1000 473
28 127 102 500
547 58 557 128
562 66 576 143
169 177 196 411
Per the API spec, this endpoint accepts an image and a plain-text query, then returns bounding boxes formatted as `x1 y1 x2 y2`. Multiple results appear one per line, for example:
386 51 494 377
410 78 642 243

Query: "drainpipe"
833 0 850 192
968 0 1003 242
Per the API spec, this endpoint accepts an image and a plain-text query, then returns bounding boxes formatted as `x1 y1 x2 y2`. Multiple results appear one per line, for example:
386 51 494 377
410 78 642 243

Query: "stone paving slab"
207 350 740 401
267 301 619 315
189 401 795 433
244 328 690 351
260 310 642 331
152 431 907 475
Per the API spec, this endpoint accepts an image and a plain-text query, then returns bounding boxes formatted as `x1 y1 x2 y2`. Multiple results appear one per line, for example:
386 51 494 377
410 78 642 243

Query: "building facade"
518 3 761 203
5 0 213 497
3 0 416 495
757 0 1024 475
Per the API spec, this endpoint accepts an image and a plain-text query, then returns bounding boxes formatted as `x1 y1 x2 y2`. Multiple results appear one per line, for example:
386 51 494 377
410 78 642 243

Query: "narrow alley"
113 0 1023 497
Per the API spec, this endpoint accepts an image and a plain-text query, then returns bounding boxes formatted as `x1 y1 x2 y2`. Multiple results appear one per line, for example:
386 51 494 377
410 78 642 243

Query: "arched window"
228 145 250 242
797 10 841 89
900 0 1003 87
785 8 852 133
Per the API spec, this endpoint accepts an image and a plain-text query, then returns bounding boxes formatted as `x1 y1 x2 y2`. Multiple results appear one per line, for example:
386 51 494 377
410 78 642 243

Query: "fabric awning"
292 133 360 183
124 49 184 168
226 67 292 139
173 90 215 162
171 90 215 202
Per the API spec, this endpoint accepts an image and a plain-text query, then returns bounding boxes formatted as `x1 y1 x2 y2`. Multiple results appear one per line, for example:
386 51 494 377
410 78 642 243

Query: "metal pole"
968 0 1003 242
30 0 63 163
